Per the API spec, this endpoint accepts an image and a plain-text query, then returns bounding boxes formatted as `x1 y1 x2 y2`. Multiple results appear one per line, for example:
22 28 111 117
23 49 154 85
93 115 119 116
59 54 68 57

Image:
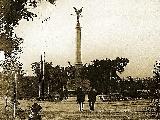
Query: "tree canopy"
30 57 129 95
0 0 57 101
31 61 69 93
0 0 56 55
81 57 129 93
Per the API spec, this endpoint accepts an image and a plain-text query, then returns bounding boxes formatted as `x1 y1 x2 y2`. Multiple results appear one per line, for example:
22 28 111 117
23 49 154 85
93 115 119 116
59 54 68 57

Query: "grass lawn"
0 96 153 120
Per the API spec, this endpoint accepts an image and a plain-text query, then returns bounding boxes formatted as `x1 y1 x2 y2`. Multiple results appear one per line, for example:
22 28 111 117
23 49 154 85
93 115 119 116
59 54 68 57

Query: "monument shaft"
76 22 82 66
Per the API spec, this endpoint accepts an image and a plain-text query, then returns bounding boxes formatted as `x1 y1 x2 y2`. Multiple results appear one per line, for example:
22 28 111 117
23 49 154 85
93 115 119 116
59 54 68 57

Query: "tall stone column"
75 22 82 68
72 7 83 88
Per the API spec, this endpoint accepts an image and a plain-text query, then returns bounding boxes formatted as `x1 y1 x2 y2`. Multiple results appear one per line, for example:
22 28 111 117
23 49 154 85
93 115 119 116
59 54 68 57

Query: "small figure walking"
88 88 97 111
76 87 85 111
4 95 8 111
64 89 68 100
155 100 160 119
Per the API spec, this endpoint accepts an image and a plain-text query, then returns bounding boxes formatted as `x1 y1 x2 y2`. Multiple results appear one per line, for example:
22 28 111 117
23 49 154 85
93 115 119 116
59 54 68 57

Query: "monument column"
75 22 82 67
73 7 83 69
72 7 83 88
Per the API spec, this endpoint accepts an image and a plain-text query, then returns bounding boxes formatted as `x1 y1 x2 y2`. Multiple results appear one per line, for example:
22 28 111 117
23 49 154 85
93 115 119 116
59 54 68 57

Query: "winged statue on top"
73 7 83 23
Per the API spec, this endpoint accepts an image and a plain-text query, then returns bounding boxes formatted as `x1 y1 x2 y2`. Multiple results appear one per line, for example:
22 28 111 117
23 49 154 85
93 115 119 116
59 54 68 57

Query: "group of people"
76 87 97 111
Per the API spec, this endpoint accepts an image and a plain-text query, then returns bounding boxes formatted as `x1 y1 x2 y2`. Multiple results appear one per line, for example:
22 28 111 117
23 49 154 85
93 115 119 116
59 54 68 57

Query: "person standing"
88 88 97 111
4 95 8 110
76 87 85 111
64 88 68 100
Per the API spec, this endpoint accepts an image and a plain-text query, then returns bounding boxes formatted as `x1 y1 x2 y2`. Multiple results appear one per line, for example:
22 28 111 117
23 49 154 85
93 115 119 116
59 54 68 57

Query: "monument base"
67 78 90 91
75 63 82 68
75 63 82 78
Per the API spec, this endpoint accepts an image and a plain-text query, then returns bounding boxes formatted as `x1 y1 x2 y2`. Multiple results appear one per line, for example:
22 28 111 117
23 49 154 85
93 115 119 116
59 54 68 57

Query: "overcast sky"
9 0 160 77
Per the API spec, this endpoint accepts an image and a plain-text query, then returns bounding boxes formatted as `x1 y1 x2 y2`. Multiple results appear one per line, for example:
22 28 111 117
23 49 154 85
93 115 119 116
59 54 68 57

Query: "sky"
3 0 160 77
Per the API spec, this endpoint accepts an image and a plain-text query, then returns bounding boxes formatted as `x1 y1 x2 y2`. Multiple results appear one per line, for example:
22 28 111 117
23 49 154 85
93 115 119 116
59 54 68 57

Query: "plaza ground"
0 96 154 120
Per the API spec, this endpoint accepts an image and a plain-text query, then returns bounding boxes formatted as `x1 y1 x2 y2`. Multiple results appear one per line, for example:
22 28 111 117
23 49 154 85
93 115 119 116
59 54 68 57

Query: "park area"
0 96 154 120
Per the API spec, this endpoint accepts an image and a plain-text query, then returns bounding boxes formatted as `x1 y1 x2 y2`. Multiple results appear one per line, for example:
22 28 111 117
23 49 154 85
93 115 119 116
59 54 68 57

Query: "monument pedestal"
74 63 82 88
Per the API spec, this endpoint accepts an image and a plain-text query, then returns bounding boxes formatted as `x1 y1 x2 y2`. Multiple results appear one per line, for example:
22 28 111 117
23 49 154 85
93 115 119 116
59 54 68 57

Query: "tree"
0 0 57 89
81 57 129 94
0 1 57 117
0 0 56 56
152 60 160 100
17 76 38 99
31 61 69 98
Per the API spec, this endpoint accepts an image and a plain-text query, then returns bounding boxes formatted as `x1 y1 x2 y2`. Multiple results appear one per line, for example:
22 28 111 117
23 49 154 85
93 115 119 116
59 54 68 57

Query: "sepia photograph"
0 0 160 119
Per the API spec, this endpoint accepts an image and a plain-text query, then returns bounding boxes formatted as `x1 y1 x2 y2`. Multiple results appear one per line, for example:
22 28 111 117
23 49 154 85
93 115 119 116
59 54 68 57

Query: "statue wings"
73 7 77 13
78 7 83 13
73 7 83 14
